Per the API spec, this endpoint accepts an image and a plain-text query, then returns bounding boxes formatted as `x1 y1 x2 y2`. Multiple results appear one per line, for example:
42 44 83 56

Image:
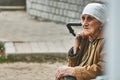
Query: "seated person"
55 2 106 80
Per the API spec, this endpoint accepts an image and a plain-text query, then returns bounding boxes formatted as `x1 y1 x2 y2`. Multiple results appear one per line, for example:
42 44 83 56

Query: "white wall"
106 0 120 80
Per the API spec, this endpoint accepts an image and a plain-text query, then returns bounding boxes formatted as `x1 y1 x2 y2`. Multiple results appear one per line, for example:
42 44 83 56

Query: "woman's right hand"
73 31 88 54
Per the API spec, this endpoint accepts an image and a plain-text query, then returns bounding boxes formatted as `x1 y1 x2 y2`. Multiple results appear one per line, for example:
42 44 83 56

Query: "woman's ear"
99 23 104 31
99 27 102 30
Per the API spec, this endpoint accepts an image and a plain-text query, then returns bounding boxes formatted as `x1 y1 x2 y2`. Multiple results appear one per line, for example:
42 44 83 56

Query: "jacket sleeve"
68 37 88 67
74 51 104 80
68 47 81 67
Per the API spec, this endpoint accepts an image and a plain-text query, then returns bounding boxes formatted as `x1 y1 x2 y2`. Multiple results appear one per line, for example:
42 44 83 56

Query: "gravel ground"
0 62 67 80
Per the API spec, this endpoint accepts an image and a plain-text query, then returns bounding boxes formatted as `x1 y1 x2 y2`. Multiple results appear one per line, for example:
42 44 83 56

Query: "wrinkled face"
81 14 102 37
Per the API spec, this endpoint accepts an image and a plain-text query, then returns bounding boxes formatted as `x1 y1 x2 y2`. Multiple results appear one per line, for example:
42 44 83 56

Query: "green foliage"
0 56 9 63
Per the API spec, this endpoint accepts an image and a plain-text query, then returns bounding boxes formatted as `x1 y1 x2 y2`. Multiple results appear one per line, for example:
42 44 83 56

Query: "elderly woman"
55 2 106 80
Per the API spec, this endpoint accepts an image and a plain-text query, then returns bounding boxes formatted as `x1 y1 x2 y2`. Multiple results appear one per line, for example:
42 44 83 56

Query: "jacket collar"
89 32 104 44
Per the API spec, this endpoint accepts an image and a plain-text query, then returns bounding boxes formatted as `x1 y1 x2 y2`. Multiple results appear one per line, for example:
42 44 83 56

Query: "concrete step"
4 40 73 61
4 40 72 56
0 6 25 10
4 41 72 54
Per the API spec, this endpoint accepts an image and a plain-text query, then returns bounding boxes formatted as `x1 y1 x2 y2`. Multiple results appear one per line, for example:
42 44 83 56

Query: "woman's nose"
82 20 89 26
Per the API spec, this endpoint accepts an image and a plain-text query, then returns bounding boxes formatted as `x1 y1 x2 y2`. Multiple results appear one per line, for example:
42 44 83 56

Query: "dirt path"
0 62 67 80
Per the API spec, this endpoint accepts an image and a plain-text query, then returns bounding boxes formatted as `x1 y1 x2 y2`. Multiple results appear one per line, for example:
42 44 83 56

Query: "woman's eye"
82 15 95 22
87 17 92 21
87 16 94 22
82 17 85 21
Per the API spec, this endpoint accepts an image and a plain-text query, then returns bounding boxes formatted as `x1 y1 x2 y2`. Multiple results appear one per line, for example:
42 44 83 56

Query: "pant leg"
60 76 77 80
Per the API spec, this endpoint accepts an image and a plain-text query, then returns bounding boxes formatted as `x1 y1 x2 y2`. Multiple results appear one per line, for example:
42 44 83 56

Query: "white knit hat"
82 3 106 24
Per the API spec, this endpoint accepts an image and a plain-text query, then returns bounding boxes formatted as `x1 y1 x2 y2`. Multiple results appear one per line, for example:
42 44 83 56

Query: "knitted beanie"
82 3 106 24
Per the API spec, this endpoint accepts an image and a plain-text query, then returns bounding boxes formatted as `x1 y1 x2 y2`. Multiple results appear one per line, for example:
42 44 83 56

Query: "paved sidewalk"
0 11 82 57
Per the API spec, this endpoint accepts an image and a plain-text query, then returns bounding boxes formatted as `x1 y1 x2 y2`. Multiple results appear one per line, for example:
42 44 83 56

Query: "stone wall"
26 0 103 23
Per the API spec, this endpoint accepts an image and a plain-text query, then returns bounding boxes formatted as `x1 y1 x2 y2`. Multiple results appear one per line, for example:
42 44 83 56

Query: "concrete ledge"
4 41 70 62
0 6 25 10
5 41 69 54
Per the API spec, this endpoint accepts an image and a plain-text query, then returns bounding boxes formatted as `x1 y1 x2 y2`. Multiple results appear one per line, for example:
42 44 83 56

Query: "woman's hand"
55 66 75 80
77 31 89 39
73 31 88 54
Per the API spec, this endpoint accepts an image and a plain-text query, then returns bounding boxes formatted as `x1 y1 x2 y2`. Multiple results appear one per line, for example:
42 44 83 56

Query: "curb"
6 53 67 62
0 6 25 11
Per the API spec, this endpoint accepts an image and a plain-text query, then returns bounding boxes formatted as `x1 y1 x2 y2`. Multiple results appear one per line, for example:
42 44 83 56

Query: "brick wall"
26 0 103 23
